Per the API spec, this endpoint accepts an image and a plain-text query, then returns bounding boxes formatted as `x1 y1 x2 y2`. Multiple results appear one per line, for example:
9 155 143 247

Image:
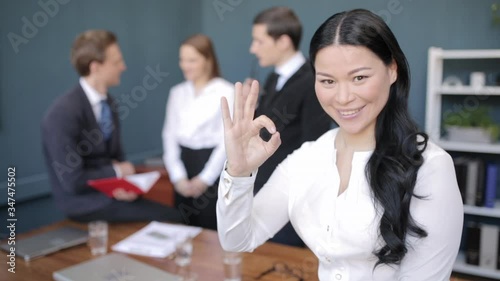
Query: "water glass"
88 220 108 256
223 251 242 281
175 236 193 267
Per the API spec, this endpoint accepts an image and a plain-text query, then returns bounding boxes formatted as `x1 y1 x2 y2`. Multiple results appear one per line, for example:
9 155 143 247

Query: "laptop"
53 253 181 281
0 226 88 261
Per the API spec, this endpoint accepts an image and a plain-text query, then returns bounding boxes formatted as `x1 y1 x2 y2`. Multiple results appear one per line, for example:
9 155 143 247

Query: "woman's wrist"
225 162 251 177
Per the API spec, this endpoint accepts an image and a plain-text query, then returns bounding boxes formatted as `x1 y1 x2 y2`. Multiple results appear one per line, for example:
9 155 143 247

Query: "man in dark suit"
41 30 182 223
249 7 332 246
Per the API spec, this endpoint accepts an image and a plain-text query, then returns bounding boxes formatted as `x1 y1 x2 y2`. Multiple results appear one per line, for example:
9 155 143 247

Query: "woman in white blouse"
217 9 463 281
162 34 234 230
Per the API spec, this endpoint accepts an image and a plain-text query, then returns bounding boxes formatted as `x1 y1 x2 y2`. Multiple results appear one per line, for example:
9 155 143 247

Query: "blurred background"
0 0 499 233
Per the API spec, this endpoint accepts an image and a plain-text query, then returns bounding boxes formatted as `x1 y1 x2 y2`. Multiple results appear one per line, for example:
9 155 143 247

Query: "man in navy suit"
41 30 182 222
249 7 332 246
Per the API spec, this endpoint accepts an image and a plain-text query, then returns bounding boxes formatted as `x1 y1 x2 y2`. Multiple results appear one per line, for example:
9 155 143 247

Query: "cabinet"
425 47 500 279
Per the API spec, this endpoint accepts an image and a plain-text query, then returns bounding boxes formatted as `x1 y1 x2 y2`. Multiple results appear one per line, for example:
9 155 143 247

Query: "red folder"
87 171 160 198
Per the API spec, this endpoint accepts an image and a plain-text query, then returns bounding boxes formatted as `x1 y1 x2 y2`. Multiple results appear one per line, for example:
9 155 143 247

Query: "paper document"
87 171 161 197
111 221 202 258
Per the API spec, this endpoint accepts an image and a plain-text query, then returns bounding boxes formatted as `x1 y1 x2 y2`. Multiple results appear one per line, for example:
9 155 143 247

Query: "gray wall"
1 0 499 233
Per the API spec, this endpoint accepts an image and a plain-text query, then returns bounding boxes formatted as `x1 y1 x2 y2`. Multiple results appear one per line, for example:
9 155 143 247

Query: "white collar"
275 51 305 78
79 77 107 105
185 77 222 95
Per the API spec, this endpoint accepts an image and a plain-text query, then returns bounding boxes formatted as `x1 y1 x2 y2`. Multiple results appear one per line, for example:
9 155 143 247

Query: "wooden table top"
1 220 319 281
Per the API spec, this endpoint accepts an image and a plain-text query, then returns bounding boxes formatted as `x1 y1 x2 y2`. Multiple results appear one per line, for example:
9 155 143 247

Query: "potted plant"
443 106 500 143
492 3 500 25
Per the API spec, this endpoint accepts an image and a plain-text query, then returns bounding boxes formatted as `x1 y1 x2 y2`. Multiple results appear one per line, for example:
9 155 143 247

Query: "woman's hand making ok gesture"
220 80 281 177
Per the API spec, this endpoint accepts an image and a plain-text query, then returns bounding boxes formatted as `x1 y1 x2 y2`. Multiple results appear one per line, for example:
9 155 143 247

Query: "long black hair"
309 9 429 267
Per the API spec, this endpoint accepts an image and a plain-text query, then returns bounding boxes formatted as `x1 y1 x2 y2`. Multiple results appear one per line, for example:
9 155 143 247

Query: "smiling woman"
314 45 397 147
162 34 234 230
216 8 463 281
307 9 445 269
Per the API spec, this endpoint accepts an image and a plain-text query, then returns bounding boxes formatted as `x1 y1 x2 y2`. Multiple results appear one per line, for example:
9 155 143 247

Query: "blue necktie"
99 100 113 140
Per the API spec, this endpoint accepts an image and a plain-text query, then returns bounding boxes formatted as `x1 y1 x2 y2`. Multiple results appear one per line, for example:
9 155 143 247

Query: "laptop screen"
53 253 180 281
0 226 88 261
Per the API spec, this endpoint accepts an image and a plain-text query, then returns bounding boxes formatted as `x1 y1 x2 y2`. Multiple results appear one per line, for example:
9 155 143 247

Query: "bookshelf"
464 201 500 218
454 252 500 279
437 140 500 154
439 86 500 95
425 47 500 144
425 47 500 279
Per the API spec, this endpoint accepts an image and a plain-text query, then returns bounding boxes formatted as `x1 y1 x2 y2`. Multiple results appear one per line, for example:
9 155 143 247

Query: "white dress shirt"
79 78 122 177
274 51 306 91
80 77 106 121
162 77 234 185
217 129 463 281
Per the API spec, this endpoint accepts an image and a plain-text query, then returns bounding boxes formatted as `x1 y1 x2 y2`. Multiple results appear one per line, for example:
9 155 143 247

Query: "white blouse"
162 77 234 185
217 129 463 281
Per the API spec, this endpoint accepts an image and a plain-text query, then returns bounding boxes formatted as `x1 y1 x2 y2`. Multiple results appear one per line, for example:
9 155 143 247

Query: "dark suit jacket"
254 61 332 191
41 84 123 216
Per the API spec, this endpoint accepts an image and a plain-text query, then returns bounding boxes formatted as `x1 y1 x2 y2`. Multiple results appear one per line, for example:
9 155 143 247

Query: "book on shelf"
452 157 498 208
475 160 486 207
465 222 500 270
466 221 480 265
498 230 500 270
479 224 499 269
454 157 483 206
464 159 480 206
484 163 499 208
87 171 160 197
453 157 469 203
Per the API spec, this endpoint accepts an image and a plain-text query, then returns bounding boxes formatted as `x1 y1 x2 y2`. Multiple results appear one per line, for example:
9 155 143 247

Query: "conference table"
1 220 319 281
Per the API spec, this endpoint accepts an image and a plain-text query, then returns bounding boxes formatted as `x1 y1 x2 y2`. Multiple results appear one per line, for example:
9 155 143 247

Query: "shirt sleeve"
216 161 291 252
112 163 122 178
162 87 188 184
398 152 463 281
